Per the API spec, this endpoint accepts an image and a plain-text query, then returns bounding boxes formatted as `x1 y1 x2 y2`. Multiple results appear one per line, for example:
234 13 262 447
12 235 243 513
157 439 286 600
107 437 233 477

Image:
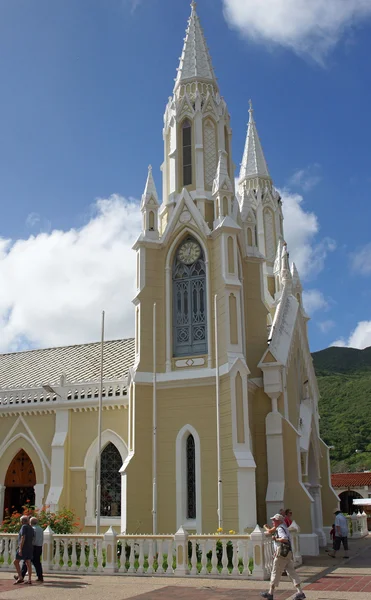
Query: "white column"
34 483 45 509
0 485 5 520
265 408 285 518
45 409 69 511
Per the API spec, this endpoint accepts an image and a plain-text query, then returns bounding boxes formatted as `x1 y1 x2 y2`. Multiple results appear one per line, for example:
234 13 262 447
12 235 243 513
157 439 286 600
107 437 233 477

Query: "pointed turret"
239 100 270 188
212 150 234 222
291 262 302 292
140 165 158 210
212 150 233 196
280 243 292 290
141 165 159 239
174 2 218 93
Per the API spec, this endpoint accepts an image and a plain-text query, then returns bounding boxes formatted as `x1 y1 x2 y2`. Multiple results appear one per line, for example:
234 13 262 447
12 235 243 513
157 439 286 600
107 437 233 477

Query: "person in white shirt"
328 509 349 559
261 513 305 600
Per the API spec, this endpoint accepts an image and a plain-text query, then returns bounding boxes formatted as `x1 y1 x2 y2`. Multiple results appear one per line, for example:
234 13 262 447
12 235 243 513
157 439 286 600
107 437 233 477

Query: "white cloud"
332 321 371 349
318 320 336 333
279 189 336 279
288 165 322 192
302 289 328 315
351 243 371 275
222 0 371 61
0 196 141 353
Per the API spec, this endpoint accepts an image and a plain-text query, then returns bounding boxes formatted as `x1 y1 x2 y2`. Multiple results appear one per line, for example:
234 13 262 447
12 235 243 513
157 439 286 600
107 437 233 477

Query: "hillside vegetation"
312 346 371 472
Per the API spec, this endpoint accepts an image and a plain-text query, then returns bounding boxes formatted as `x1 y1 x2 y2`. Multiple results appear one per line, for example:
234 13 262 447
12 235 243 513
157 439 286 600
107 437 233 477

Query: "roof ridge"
0 337 135 358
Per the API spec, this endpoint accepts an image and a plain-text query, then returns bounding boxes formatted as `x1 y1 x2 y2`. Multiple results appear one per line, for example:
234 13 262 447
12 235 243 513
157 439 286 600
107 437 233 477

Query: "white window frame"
84 429 128 527
176 424 202 533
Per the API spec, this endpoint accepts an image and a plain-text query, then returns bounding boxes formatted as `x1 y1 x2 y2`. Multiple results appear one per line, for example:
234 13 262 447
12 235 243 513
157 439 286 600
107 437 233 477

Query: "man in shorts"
328 509 349 558
261 513 305 600
13 515 34 585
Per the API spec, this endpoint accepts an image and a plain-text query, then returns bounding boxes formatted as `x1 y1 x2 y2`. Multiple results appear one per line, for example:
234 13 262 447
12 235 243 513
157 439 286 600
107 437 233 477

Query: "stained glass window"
186 434 196 519
99 443 121 517
173 237 207 356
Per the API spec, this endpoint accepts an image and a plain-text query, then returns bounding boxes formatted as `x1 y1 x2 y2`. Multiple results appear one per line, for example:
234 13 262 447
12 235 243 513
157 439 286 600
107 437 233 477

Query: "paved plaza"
0 536 371 600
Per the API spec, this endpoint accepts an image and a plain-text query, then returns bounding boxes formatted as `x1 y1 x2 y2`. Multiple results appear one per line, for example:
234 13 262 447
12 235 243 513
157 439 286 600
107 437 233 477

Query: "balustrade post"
103 527 118 573
43 526 54 571
174 527 189 576
289 521 302 566
250 525 270 580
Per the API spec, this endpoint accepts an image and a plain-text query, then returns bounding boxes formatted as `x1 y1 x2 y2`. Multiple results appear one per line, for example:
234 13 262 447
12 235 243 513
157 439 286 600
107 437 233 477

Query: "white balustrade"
0 524 305 579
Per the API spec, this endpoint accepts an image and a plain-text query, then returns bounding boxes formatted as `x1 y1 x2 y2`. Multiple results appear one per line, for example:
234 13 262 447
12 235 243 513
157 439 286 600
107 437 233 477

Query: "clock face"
178 240 201 265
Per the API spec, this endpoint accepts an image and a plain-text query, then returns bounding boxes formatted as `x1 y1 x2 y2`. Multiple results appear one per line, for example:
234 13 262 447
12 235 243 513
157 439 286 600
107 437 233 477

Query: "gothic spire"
174 2 218 93
239 100 270 185
212 150 233 196
140 165 159 210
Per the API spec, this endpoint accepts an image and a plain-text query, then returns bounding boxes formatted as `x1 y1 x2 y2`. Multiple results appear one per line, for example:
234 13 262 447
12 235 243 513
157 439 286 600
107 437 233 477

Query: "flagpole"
214 294 223 531
96 310 105 535
152 303 157 534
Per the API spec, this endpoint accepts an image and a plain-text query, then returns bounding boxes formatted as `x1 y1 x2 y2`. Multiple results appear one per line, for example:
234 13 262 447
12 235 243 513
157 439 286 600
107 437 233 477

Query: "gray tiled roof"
0 339 135 389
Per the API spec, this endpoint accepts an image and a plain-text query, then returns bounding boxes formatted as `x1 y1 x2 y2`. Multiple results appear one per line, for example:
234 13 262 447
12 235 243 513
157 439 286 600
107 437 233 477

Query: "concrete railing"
0 524 302 580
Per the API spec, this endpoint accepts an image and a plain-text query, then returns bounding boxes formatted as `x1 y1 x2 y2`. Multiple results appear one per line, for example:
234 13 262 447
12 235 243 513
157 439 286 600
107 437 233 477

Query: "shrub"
0 503 81 535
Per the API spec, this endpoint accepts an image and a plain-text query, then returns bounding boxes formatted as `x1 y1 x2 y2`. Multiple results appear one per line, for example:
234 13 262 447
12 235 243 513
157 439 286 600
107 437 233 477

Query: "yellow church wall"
319 438 339 526
285 354 300 427
125 384 153 534
282 419 312 533
250 387 271 526
242 260 269 378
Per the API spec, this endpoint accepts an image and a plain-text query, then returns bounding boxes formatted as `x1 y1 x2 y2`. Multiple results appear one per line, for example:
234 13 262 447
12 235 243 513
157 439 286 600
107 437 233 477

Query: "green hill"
312 346 371 472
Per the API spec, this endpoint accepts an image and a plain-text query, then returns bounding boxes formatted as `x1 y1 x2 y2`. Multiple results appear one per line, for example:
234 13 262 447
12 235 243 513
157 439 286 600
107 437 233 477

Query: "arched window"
99 443 121 517
247 228 253 246
182 120 192 186
173 237 207 356
149 211 155 231
186 434 196 519
223 197 228 217
227 236 235 273
229 293 238 345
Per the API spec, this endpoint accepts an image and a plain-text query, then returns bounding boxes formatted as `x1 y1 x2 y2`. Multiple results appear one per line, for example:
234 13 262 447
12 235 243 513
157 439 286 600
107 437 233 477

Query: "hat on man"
270 513 285 522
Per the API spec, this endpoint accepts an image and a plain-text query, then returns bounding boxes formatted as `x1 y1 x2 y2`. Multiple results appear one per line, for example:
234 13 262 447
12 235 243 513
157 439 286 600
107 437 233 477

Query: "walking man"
261 513 305 600
13 515 34 585
328 508 349 559
21 517 44 582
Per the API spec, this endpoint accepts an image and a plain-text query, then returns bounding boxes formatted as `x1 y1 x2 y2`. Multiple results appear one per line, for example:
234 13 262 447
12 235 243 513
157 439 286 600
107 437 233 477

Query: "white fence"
0 522 302 580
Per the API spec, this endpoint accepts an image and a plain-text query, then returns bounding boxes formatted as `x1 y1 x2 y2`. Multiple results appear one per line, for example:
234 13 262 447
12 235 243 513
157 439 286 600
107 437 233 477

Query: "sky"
0 0 371 354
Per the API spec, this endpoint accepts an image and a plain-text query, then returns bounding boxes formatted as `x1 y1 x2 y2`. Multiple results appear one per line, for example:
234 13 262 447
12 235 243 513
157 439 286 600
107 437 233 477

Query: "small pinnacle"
191 0 197 9
148 165 152 172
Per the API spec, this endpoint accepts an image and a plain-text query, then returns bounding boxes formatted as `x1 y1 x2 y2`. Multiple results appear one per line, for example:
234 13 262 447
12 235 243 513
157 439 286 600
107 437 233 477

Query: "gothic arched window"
99 443 122 517
186 434 196 519
182 120 192 186
173 237 207 357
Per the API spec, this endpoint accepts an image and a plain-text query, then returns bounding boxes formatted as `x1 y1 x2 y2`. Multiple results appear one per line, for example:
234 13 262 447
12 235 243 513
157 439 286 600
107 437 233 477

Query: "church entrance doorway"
3 450 36 518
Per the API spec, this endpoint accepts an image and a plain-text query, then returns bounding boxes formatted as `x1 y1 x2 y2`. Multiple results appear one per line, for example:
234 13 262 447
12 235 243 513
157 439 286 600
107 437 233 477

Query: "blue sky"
0 0 371 353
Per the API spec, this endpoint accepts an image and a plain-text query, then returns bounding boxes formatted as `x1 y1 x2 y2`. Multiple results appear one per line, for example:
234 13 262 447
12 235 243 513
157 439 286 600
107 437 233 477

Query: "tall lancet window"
98 443 122 517
173 237 207 356
182 120 192 186
186 434 196 519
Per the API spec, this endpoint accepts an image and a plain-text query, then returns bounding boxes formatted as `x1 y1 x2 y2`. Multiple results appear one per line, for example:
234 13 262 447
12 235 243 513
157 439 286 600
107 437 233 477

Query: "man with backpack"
261 513 305 600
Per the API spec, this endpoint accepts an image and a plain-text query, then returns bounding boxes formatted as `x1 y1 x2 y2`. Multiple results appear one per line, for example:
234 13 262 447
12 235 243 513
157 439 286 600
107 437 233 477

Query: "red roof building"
332 473 371 488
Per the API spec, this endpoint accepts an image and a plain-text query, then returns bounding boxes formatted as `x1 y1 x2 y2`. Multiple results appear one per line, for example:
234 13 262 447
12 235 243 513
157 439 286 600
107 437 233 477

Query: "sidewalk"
0 535 370 600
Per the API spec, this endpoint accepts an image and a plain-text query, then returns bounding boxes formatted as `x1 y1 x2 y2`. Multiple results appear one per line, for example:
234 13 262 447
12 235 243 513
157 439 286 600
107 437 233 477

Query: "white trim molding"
176 424 202 533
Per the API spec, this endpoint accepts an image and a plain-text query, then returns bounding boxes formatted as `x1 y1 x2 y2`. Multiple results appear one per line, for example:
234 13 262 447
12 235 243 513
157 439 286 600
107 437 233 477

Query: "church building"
0 2 338 555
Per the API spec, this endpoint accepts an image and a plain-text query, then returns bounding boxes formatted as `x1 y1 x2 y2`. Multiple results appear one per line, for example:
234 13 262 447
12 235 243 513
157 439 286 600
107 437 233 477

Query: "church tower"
122 2 338 547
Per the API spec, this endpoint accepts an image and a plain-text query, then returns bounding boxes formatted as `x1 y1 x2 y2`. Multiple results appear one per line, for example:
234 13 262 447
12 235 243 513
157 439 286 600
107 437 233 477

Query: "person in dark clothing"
21 517 44 583
13 516 34 585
